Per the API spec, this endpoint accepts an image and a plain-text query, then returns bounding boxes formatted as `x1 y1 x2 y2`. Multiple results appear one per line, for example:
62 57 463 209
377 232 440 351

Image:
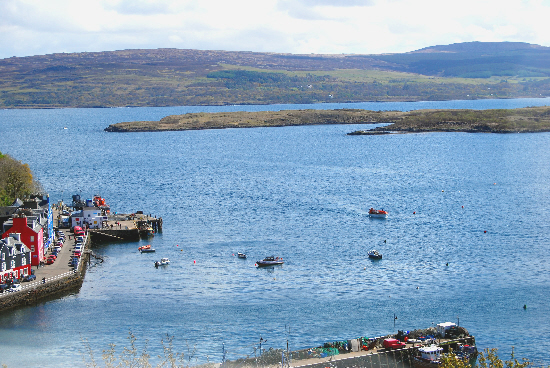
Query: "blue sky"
1 0 549 59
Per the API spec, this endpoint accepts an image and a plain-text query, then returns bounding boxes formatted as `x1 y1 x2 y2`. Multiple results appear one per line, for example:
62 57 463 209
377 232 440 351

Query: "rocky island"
104 106 550 133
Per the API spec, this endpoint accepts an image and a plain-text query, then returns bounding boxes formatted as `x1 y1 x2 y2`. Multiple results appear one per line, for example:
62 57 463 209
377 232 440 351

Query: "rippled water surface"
1 99 550 367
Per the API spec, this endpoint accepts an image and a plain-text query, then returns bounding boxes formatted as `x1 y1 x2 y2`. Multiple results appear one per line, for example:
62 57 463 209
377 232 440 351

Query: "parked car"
46 257 55 264
73 251 81 257
0 284 9 292
22 274 36 282
8 284 22 292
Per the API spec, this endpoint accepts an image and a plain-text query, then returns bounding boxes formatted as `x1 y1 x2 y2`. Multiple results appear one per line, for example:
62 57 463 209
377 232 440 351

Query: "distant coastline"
104 106 550 133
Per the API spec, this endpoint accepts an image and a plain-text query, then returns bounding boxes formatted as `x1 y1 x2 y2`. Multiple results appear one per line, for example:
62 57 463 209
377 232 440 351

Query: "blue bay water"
0 98 550 367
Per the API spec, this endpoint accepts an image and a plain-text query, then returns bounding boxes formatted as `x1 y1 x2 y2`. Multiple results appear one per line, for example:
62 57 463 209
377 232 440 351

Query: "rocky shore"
104 106 550 133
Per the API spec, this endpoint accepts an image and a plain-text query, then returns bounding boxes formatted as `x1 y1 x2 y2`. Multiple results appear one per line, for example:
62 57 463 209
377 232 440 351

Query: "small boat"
368 249 383 260
154 257 170 266
237 252 247 259
139 245 156 253
139 225 155 238
369 208 388 218
413 345 443 368
256 256 284 267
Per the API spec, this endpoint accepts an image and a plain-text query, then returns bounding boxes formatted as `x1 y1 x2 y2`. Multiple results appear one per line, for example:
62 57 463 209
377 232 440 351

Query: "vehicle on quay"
46 257 55 265
74 251 82 257
139 245 155 253
0 284 10 293
256 256 284 267
369 208 388 218
22 274 36 282
73 226 85 236
368 250 383 260
383 338 406 350
8 283 22 292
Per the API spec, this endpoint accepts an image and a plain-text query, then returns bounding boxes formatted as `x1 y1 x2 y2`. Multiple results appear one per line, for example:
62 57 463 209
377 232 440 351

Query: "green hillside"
0 42 549 108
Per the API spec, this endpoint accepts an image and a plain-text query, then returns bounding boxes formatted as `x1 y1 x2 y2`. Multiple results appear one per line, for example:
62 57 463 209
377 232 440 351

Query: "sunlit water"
1 98 550 367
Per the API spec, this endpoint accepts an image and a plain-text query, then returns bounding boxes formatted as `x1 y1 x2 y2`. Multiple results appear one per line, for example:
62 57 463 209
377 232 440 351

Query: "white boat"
369 208 388 218
237 252 247 259
368 249 383 260
413 345 443 368
154 258 170 267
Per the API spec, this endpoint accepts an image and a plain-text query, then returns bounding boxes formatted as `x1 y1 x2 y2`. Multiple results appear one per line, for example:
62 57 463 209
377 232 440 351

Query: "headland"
104 106 550 134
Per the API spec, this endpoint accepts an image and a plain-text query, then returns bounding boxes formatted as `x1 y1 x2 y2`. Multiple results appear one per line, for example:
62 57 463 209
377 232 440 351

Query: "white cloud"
0 0 549 58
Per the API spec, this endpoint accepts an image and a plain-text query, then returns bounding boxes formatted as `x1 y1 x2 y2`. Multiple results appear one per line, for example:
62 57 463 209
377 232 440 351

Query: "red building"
2 215 44 267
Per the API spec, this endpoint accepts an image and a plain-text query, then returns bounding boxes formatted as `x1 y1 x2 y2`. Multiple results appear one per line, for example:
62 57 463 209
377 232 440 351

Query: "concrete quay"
222 336 476 368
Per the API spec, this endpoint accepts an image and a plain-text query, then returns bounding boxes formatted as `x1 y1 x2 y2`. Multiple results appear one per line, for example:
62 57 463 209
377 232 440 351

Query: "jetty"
221 326 476 368
87 212 163 243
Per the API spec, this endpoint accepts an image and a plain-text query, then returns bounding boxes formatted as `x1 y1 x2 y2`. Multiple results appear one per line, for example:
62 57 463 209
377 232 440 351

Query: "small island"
104 106 550 133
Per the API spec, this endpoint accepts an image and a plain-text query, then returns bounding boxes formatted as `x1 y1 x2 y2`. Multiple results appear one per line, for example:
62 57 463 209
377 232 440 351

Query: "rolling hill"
0 42 549 108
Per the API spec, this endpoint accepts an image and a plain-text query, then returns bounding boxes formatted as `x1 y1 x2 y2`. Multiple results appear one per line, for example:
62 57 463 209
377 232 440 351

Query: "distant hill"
371 41 550 78
0 42 549 108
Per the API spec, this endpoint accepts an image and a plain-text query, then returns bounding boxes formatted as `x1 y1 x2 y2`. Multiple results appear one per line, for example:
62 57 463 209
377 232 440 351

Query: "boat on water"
369 208 388 218
138 245 156 253
368 249 383 260
139 224 155 238
256 256 284 267
237 252 247 259
155 258 170 267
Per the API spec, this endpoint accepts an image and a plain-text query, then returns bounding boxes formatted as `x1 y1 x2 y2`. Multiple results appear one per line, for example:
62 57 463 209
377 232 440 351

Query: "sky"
1 0 550 59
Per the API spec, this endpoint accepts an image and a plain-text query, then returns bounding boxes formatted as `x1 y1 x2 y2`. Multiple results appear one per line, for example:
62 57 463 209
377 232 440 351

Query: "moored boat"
256 256 284 267
155 258 170 266
237 252 247 259
369 208 388 218
139 245 156 253
368 249 383 259
413 345 443 368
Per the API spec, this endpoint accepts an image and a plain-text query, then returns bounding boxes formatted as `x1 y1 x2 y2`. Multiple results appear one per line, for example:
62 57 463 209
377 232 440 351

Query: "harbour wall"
0 236 91 313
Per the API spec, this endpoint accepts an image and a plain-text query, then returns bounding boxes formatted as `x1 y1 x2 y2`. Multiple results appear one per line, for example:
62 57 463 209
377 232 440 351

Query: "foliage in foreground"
442 347 546 368
81 331 214 368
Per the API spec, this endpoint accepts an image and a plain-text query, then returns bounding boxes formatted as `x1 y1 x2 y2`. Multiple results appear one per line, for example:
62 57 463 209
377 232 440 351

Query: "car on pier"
22 274 36 282
46 257 56 265
8 283 22 292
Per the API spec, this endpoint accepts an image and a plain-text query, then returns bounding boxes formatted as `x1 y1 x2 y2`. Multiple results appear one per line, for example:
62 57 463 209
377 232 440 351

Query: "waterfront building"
0 233 32 282
70 206 108 229
2 215 45 267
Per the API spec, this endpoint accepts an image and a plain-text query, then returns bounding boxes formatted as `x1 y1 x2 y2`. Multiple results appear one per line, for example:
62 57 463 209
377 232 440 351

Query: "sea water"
0 98 549 367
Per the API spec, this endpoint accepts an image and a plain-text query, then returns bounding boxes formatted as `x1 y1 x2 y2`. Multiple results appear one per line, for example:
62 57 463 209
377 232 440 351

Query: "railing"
0 269 80 298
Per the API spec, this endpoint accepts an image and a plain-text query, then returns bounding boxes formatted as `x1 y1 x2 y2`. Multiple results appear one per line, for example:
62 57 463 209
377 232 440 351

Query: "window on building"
31 236 35 242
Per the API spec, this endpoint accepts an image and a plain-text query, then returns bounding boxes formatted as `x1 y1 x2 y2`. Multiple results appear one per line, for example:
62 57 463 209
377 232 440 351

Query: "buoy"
523 304 527 309
416 286 419 289
446 263 449 266
462 206 464 208
413 211 416 214
364 267 366 270
484 230 487 233
441 190 444 192
193 260 196 264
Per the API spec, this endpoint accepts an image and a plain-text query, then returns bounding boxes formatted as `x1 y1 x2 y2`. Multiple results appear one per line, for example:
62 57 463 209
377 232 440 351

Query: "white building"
71 207 108 229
